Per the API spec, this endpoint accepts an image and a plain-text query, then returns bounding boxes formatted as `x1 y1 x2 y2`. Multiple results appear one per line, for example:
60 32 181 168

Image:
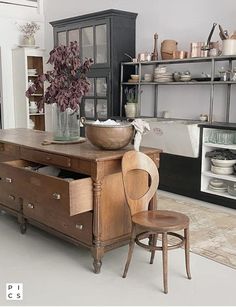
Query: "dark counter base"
159 153 236 210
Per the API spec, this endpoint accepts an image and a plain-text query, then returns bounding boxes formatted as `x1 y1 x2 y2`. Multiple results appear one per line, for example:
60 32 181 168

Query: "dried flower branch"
26 41 93 112
17 21 40 38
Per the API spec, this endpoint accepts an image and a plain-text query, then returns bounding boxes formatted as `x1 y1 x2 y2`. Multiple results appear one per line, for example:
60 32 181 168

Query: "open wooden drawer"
23 197 93 244
0 160 93 216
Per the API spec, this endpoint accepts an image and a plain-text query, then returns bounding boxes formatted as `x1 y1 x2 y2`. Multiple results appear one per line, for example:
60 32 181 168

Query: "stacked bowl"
208 178 227 193
210 158 236 175
154 66 173 82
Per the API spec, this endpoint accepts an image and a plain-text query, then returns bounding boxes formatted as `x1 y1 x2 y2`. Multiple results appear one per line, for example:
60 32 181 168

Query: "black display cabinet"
50 9 137 119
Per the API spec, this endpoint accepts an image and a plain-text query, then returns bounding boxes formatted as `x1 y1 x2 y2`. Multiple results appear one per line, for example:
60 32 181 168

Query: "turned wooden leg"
162 232 168 294
91 245 104 274
150 233 158 264
123 224 136 278
92 179 103 274
18 214 27 234
184 227 192 280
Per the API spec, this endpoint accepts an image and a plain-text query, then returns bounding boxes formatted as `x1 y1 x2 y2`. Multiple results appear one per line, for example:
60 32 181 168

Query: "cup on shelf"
144 73 152 81
216 131 235 145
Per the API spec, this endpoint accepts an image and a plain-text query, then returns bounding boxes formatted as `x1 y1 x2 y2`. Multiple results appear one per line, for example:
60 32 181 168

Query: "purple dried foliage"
26 41 93 112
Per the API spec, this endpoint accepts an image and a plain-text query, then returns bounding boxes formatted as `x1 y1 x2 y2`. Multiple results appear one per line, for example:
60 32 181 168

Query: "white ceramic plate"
211 165 234 175
211 158 236 167
209 178 225 187
208 184 227 192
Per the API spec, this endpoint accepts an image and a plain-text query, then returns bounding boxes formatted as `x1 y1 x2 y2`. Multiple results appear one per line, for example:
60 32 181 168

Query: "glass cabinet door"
57 31 67 45
68 29 79 43
95 24 107 64
82 75 109 120
81 26 94 61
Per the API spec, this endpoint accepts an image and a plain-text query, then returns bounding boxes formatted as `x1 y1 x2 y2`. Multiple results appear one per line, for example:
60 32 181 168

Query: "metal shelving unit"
120 55 236 122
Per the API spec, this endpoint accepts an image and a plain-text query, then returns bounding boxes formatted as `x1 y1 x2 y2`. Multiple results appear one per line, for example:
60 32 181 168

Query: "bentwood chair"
121 150 191 294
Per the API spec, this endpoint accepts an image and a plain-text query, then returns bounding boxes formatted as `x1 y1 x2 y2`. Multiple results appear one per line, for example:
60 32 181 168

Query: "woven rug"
158 194 236 270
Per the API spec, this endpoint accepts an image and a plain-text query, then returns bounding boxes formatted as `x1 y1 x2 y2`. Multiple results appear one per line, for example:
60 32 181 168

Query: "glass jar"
52 104 80 141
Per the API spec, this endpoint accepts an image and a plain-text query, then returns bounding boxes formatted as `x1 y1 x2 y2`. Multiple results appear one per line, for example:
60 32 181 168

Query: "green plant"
125 87 138 103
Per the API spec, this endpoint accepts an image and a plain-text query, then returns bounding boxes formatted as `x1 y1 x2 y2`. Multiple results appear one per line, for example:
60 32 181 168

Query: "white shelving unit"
201 127 236 200
12 47 45 131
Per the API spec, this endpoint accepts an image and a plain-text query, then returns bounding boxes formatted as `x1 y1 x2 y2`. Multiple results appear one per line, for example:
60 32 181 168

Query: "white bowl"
209 178 225 188
211 165 234 175
211 158 236 168
130 74 139 80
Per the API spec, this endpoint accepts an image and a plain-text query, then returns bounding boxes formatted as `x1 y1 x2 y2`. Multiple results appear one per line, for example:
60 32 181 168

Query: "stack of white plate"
180 74 192 82
154 69 173 82
208 178 227 192
211 165 234 175
28 68 37 75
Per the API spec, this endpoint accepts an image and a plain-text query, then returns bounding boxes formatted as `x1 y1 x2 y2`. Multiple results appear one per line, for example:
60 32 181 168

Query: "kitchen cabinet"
12 47 45 131
200 123 236 209
0 128 161 272
50 9 137 120
120 55 236 122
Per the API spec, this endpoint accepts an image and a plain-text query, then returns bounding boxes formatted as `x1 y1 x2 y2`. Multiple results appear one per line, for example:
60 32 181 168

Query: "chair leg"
184 227 192 280
162 232 168 294
122 224 136 278
150 233 158 264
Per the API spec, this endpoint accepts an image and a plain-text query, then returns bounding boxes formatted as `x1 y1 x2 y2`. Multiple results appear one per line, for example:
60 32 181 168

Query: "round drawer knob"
8 194 15 200
52 193 61 200
27 203 34 209
5 177 12 183
75 224 83 230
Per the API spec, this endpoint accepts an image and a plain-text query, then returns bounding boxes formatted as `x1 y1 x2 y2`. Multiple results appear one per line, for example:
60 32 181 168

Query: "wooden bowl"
85 122 134 150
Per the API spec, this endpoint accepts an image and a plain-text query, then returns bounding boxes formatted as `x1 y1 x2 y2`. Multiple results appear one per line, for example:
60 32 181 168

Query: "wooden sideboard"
0 128 161 273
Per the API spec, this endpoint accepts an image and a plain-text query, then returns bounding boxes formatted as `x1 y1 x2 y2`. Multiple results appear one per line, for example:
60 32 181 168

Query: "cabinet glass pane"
82 27 93 60
95 24 107 63
84 99 95 118
86 78 94 96
57 31 67 45
97 99 107 119
68 29 79 44
96 78 107 96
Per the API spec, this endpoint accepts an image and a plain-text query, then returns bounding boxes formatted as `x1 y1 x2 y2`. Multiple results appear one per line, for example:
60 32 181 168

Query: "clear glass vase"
52 104 80 141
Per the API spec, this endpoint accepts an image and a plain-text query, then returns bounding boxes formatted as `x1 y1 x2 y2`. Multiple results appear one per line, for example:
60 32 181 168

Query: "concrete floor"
0 191 236 306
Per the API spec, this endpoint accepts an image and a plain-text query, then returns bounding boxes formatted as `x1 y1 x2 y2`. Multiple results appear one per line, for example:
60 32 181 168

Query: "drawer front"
0 188 20 211
21 147 71 168
0 160 93 215
0 143 20 162
23 199 93 244
0 160 27 197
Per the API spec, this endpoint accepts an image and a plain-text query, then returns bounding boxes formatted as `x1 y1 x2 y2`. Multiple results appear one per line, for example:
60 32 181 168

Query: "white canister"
222 39 236 55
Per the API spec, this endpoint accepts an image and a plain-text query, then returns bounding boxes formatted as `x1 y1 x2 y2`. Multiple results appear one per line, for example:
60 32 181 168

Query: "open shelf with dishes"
201 127 236 200
12 47 45 130
120 55 236 122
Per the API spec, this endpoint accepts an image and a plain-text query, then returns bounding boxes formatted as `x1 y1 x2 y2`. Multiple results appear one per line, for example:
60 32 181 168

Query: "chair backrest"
122 150 159 216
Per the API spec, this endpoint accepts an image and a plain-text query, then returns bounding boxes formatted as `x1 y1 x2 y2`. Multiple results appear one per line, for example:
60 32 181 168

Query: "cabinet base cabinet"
159 151 236 210
0 128 160 273
159 153 201 198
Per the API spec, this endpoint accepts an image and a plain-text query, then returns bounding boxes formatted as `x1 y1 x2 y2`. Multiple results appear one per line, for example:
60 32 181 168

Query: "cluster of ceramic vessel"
208 178 236 196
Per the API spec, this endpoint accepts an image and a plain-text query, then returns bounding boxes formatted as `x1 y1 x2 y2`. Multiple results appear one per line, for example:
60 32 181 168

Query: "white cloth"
131 119 150 151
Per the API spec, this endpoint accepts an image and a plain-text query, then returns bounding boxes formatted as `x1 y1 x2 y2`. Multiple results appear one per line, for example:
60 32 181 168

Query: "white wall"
43 0 236 123
0 1 44 128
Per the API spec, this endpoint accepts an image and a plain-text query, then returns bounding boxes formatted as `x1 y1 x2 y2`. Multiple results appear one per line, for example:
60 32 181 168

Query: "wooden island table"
0 128 161 273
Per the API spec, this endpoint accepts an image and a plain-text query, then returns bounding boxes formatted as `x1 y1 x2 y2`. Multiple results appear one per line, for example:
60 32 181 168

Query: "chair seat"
132 210 189 232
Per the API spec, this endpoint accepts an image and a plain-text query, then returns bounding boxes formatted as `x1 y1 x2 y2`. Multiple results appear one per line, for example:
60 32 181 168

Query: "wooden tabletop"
0 128 161 162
